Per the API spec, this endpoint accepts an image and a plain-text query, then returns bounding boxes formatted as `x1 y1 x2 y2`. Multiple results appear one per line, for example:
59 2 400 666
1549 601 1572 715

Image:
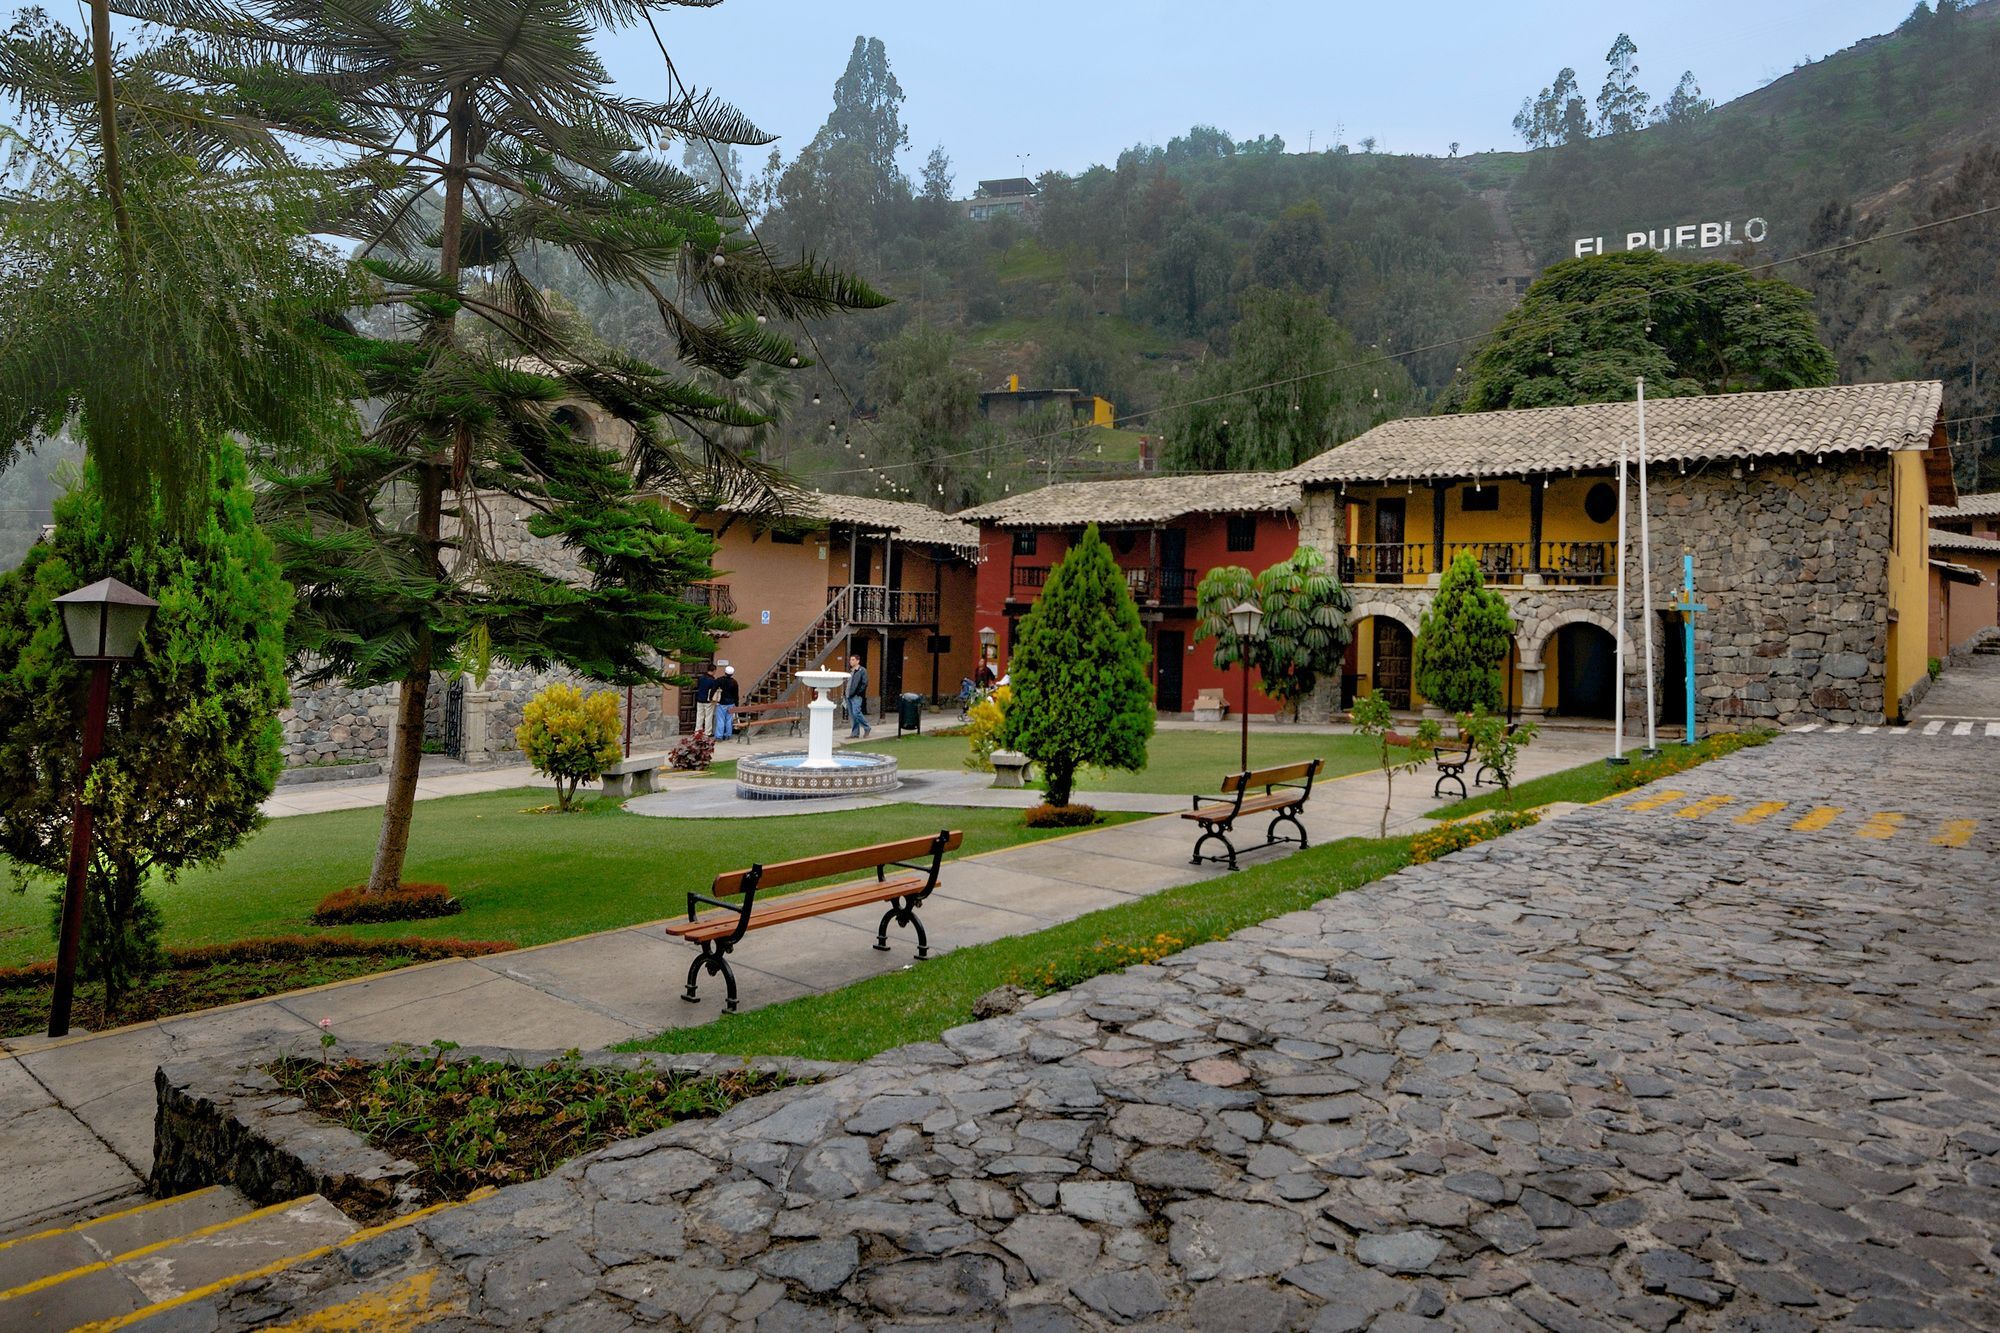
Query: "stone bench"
600 754 667 798
990 749 1033 789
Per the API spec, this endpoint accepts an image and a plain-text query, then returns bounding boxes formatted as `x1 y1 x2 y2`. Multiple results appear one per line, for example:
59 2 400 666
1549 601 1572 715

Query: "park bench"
1183 759 1323 870
667 829 963 1012
729 701 801 742
1433 734 1474 800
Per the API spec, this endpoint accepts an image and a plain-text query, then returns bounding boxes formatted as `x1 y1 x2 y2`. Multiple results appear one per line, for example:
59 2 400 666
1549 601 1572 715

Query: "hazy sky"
597 1 1921 184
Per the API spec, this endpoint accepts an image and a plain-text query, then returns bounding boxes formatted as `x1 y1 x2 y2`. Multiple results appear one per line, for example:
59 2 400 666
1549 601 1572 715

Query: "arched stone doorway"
1348 604 1422 711
1551 622 1619 719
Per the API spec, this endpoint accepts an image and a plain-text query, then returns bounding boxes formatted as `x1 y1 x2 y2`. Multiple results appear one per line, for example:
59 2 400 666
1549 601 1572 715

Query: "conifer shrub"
516 683 624 810
999 525 1155 808
1413 552 1516 717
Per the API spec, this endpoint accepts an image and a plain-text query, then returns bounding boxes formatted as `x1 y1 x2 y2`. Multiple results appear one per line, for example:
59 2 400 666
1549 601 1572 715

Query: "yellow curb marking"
0 1187 221 1257
1733 801 1790 826
1675 794 1737 820
73 1189 492 1333
0 1195 312 1305
1790 806 1843 832
1932 819 1977 848
265 1270 446 1331
1855 812 1905 841
1623 789 1688 813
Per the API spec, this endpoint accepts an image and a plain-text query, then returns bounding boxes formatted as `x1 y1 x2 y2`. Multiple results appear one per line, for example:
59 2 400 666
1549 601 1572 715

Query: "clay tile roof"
802 493 980 554
1932 492 2000 519
1930 527 2000 556
1288 382 1944 486
956 473 1301 527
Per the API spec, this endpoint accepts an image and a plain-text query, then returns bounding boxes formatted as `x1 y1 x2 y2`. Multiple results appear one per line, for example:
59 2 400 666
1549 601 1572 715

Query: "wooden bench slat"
668 874 928 942
713 830 964 895
1221 760 1320 792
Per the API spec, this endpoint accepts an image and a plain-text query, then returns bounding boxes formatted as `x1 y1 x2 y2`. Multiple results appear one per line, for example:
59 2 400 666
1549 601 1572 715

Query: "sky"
596 0 1924 185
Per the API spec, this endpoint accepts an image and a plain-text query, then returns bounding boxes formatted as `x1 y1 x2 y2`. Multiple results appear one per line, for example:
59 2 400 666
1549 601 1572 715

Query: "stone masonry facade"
1297 456 1897 728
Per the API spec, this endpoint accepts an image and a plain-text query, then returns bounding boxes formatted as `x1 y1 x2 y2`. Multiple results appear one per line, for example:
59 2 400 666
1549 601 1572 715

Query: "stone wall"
1297 455 1898 728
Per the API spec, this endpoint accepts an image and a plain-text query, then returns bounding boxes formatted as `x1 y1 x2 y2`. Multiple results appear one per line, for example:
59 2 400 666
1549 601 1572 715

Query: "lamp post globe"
47 577 157 1037
1227 601 1263 771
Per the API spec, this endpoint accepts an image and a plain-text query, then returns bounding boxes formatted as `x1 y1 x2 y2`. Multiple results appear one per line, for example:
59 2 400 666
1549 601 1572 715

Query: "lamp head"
53 578 157 663
1228 600 1264 640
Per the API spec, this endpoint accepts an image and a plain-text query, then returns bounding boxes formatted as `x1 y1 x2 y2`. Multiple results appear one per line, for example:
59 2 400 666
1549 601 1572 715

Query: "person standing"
693 663 719 736
717 665 739 740
844 654 871 738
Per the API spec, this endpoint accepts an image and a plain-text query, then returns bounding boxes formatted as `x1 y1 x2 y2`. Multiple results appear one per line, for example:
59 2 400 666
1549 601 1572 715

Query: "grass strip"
1426 730 1775 821
619 833 1414 1065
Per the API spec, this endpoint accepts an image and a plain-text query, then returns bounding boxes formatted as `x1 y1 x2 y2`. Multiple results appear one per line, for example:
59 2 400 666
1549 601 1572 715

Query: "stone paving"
177 721 2000 1330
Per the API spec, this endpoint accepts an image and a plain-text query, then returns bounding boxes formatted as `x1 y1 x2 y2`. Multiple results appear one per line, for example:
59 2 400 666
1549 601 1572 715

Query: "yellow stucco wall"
1343 477 1620 557
1883 449 1930 718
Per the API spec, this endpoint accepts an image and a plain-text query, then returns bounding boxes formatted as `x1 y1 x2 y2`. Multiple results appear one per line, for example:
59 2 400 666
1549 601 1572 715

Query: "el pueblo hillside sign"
1574 217 1769 258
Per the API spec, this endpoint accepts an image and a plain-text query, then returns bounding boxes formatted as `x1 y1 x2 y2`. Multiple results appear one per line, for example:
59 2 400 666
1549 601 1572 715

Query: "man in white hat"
716 664 739 740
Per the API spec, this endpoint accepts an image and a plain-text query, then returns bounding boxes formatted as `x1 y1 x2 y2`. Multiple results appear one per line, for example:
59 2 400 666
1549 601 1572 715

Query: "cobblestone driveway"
202 731 1999 1330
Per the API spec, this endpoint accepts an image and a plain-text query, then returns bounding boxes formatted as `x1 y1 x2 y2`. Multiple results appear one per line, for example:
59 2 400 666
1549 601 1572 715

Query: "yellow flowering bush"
1410 808 1540 864
1012 932 1187 995
963 685 1012 771
516 683 624 811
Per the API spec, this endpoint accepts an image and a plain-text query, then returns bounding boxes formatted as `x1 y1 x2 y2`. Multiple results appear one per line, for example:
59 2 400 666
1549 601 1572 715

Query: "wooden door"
1156 629 1185 712
1158 528 1189 605
1372 621 1412 710
1374 500 1405 580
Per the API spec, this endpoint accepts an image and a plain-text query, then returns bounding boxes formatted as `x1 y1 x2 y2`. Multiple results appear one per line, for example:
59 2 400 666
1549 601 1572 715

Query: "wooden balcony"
1338 542 1616 587
1009 564 1199 608
828 584 941 626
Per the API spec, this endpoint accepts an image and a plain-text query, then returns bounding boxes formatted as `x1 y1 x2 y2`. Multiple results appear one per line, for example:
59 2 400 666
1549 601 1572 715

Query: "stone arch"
1524 606 1631 663
1348 599 1424 639
552 402 599 441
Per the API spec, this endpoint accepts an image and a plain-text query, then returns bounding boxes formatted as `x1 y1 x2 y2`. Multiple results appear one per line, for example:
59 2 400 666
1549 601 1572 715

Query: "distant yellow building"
978 374 1115 430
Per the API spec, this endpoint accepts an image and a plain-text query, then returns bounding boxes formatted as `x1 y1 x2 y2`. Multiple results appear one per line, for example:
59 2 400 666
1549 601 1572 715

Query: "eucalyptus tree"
148 0 887 896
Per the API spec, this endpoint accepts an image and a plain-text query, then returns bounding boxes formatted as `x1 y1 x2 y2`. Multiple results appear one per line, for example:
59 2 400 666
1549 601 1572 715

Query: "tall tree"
174 0 886 898
999 526 1153 809
0 9 355 536
1909 144 2000 488
774 35 912 261
1245 201 1336 298
1458 251 1838 411
1413 553 1514 716
1163 290 1415 472
863 326 989 507
0 445 291 1015
1795 200 1888 381
1596 34 1651 136
1656 71 1713 126
1513 67 1590 149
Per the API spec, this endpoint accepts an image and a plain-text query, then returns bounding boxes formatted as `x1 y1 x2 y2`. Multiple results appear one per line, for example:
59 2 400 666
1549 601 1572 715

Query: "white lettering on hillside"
1573 217 1768 259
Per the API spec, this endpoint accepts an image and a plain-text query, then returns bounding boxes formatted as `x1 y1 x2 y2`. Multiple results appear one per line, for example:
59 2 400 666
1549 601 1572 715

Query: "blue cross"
1669 554 1706 745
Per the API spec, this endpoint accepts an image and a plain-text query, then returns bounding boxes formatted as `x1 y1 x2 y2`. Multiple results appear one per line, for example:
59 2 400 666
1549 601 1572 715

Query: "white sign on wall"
1574 217 1768 259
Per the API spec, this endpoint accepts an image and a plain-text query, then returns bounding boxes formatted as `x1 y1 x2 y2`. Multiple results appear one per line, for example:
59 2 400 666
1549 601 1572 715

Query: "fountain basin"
735 751 900 801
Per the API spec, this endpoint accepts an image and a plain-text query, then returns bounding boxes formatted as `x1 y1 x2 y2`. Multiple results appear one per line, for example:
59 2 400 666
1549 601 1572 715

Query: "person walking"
844 654 872 738
716 665 739 740
693 663 719 736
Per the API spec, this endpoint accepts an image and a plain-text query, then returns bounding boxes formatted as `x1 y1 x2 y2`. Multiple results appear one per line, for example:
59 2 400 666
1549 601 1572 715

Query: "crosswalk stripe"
1855 812 1905 840
1933 820 1977 848
1887 726 1909 735
1794 723 1822 733
1676 794 1737 820
1924 720 1945 735
1987 722 2000 738
1734 801 1790 825
1858 725 1879 735
1791 806 1843 832
1953 721 1974 737
1624 789 1687 813
1827 724 1851 734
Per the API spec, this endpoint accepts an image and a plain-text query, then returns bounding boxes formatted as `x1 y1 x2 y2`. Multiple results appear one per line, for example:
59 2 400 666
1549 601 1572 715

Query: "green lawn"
0 794 1133 969
857 728 1388 796
621 833 1414 1065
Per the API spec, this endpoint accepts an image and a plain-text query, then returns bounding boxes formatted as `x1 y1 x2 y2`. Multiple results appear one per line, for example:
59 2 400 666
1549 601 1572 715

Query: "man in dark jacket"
844 654 871 738
716 665 740 739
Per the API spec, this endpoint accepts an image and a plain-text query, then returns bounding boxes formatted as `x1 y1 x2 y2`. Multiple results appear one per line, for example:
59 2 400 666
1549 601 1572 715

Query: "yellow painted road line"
265 1270 445 1331
0 1195 311 1305
0 1188 220 1257
1791 806 1843 832
1675 794 1737 820
1855 812 1905 840
1933 819 1977 848
1623 789 1687 812
1733 801 1790 826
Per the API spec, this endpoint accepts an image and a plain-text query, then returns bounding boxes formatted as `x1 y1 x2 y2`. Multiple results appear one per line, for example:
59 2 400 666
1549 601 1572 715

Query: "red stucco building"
959 475 1304 714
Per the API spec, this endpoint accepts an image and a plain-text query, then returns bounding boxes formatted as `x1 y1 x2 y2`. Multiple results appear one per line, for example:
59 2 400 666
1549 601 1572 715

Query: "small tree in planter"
516 684 623 811
1351 696 1440 839
1413 552 1515 720
1000 525 1154 809
1195 546 1352 720
1457 705 1538 803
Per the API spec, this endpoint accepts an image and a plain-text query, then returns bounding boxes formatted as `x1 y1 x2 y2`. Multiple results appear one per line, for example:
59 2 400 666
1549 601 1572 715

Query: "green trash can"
897 692 923 736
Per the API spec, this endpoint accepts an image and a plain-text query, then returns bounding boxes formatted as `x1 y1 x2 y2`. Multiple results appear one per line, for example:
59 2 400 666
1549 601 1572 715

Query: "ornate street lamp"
48 578 157 1037
1228 600 1264 772
977 625 998 666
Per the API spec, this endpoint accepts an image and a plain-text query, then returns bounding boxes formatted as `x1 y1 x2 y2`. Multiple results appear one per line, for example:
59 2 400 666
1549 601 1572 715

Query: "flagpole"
1610 427 1628 766
1637 378 1658 756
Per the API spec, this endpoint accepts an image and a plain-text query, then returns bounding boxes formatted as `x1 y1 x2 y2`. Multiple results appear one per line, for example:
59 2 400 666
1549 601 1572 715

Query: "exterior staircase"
743 586 854 709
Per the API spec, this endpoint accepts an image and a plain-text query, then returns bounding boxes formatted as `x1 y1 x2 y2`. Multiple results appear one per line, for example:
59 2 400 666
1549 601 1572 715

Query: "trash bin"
897 692 924 736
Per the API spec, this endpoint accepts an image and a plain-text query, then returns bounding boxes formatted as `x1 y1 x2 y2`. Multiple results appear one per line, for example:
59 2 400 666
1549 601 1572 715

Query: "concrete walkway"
3 729 1606 1239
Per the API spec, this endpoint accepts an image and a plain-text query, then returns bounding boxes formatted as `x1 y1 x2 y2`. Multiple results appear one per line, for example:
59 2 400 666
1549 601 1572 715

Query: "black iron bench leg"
1191 826 1239 871
874 895 930 959
682 944 740 1013
1434 770 1467 800
1267 808 1309 851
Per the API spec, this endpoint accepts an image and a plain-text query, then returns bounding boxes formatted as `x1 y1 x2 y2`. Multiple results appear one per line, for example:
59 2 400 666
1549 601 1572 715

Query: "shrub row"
1609 729 1775 793
1410 808 1542 864
0 934 515 989
1022 803 1099 829
313 882 462 925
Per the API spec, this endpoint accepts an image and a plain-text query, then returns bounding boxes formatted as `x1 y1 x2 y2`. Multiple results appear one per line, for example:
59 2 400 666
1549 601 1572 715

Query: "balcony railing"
1010 565 1199 607
1339 542 1616 587
826 584 941 626
683 582 736 617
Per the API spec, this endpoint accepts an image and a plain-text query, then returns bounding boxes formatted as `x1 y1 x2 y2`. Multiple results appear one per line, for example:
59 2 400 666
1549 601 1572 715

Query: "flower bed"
1410 808 1542 864
1608 729 1775 792
269 1044 802 1198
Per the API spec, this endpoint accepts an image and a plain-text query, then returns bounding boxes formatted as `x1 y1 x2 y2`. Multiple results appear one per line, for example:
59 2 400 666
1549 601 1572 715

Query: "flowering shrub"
1609 729 1774 792
668 729 716 771
1012 932 1188 995
516 684 624 810
963 685 1012 771
1410 809 1541 864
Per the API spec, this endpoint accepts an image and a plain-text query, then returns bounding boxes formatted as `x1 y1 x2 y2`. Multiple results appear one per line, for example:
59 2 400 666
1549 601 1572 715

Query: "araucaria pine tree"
1000 526 1154 808
1413 553 1516 715
165 1 886 897
0 445 291 1015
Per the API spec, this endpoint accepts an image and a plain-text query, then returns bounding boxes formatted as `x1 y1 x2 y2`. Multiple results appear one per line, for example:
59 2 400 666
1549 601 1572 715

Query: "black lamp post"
1228 600 1264 772
48 577 156 1037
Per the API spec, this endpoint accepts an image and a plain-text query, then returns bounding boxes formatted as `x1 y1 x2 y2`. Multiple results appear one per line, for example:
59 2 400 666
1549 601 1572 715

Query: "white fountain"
733 668 901 800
